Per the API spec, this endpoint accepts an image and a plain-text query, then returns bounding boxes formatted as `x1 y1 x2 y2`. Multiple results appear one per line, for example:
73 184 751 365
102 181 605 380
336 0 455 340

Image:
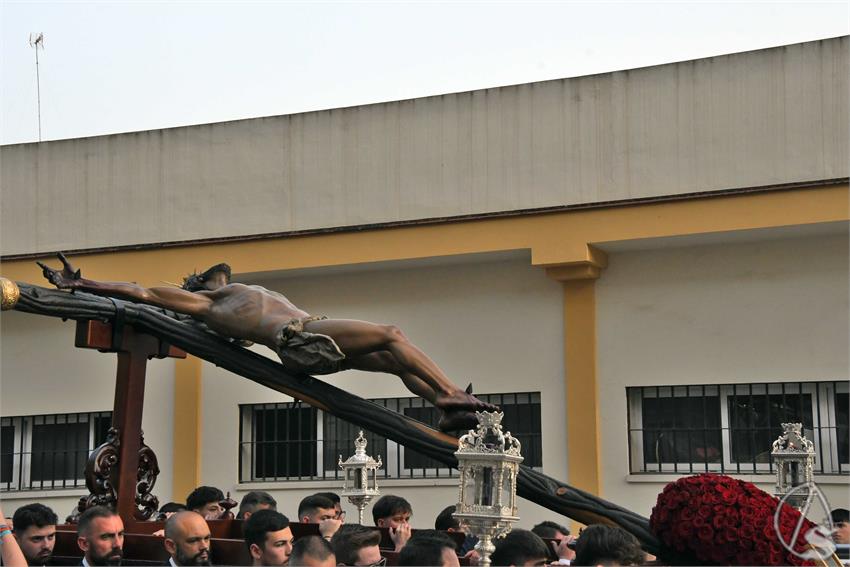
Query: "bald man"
164 512 212 566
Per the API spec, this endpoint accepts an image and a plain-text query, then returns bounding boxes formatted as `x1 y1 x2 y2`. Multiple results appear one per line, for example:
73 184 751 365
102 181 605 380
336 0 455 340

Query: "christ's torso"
201 283 310 347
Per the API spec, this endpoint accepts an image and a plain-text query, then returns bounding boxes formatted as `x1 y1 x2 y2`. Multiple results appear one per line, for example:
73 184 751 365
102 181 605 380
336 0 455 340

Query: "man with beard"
164 512 212 566
76 507 124 567
244 510 294 566
12 503 58 566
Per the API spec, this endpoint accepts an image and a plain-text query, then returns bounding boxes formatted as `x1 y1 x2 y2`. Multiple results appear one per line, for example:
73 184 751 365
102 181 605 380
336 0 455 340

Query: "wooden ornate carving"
75 427 121 519
219 492 238 520
135 433 160 520
71 428 161 521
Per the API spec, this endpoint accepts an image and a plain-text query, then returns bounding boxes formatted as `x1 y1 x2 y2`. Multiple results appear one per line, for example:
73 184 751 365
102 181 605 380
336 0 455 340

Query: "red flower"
720 489 738 504
763 525 777 540
697 525 715 542
712 514 725 529
649 473 816 565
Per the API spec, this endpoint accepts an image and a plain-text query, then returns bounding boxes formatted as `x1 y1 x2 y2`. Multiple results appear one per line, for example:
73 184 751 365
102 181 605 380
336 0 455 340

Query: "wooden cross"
75 318 185 528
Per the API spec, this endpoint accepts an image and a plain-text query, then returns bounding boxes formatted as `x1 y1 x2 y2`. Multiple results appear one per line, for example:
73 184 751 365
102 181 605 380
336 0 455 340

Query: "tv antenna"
29 32 45 142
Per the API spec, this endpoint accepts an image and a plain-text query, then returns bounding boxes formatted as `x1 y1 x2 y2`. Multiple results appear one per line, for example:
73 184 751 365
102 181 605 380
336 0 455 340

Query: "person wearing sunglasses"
330 525 385 567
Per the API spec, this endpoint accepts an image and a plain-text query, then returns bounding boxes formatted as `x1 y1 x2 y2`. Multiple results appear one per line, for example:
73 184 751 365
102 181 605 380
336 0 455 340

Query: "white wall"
3 37 847 256
0 310 175 518
596 232 850 517
199 257 568 528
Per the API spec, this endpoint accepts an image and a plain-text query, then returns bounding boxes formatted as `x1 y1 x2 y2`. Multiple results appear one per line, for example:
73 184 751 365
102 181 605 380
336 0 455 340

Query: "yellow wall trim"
1 185 846 285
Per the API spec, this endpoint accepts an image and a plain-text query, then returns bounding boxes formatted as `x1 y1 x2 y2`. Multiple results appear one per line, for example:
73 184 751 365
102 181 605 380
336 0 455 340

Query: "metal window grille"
0 411 112 492
239 392 542 482
627 381 849 475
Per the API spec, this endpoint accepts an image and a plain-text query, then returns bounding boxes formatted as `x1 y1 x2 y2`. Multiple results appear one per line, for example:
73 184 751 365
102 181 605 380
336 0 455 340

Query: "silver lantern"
454 411 523 567
339 430 383 525
771 422 815 509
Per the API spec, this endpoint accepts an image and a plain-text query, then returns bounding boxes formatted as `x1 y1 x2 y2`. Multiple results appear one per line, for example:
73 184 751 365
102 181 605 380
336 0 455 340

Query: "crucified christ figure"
39 253 497 432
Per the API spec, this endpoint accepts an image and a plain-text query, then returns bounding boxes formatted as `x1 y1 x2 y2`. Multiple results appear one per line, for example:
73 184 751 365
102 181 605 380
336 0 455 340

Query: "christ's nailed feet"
433 387 500 414
438 409 481 433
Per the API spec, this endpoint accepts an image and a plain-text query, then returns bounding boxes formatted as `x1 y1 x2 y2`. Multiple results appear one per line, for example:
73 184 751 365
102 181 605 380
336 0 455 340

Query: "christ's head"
182 263 232 292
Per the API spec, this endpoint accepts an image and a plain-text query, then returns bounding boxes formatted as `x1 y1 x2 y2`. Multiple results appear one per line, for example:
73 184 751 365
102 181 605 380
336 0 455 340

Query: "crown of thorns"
182 263 232 291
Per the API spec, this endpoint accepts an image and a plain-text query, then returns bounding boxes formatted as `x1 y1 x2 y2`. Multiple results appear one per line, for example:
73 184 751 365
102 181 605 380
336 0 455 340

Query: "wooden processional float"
0 277 661 553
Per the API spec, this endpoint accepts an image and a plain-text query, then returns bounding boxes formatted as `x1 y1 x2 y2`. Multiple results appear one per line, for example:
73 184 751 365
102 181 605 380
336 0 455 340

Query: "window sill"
626 474 849 485
236 477 461 491
0 487 88 498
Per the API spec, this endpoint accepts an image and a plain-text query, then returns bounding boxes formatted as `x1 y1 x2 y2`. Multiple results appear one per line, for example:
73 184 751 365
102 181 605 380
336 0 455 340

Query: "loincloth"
274 316 345 375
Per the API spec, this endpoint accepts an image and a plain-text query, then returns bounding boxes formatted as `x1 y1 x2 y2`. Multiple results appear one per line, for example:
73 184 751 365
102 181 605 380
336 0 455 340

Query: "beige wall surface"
596 231 850 517
200 257 567 529
0 311 176 518
2 37 847 256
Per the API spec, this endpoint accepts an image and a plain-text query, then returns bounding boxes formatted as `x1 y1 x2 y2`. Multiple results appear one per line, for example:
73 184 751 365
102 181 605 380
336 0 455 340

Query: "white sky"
1 1 847 145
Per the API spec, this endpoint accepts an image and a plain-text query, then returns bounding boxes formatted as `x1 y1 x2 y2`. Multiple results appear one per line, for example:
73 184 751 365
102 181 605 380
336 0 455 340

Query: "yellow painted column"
172 355 202 501
546 247 607 512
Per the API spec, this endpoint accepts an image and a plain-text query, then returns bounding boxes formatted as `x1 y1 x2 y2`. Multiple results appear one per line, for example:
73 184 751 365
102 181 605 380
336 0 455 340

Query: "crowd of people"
2 490 848 566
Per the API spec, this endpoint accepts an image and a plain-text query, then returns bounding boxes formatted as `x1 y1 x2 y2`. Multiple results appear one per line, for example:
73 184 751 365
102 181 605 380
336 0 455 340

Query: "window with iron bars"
627 381 848 475
1 411 113 492
239 393 541 482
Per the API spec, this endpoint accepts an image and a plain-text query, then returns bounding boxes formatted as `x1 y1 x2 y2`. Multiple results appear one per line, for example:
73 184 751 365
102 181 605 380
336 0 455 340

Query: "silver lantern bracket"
339 431 383 525
454 411 523 567
771 422 815 510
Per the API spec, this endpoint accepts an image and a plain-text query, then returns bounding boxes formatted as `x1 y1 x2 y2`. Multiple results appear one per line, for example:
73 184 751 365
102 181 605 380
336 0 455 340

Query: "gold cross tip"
0 278 20 311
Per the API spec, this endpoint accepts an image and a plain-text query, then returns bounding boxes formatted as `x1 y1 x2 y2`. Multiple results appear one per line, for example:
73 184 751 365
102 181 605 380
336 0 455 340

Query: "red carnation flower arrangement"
649 473 815 565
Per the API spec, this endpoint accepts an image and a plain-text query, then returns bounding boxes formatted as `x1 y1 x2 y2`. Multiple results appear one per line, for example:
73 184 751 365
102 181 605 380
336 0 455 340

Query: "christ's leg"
342 351 437 403
343 352 485 432
304 318 497 413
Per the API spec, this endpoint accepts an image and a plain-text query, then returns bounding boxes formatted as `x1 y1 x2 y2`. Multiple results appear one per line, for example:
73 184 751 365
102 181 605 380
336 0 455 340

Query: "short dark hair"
238 491 277 519
572 525 645 567
313 492 341 505
331 524 381 566
12 503 58 534
371 495 412 524
290 535 335 565
832 508 850 524
531 520 570 539
435 505 459 531
244 509 290 550
399 530 456 566
186 486 224 511
159 502 187 515
182 263 232 292
491 529 550 567
77 506 118 537
298 494 336 520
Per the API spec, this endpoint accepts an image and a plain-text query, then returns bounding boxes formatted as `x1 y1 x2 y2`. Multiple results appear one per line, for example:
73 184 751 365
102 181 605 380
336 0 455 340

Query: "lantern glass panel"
481 466 495 506
789 461 800 486
463 468 477 507
355 468 364 488
501 470 512 507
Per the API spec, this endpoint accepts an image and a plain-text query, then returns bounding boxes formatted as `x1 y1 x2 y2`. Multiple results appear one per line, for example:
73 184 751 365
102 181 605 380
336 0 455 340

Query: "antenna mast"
29 32 45 142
